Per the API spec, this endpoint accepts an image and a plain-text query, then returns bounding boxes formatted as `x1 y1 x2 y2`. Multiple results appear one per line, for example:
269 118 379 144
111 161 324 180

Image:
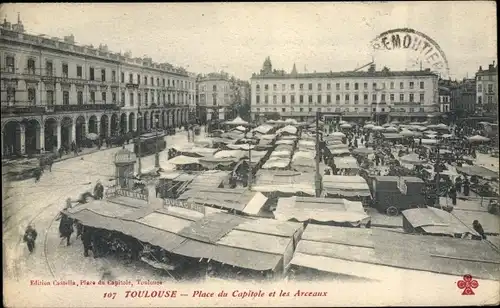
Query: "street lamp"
154 117 160 168
136 114 142 177
315 111 343 197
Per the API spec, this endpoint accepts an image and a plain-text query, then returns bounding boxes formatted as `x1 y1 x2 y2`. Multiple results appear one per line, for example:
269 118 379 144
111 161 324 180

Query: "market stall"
288 225 500 281
402 207 480 238
275 196 370 227
178 188 269 217
322 175 371 201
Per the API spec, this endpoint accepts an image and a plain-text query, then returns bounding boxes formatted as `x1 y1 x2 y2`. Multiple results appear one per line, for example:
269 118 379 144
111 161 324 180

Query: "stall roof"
262 157 291 169
254 170 315 195
335 156 360 170
167 155 201 165
291 225 500 281
382 133 403 139
234 219 303 237
186 170 230 189
65 200 300 272
275 196 369 225
252 124 274 134
275 139 295 145
173 239 282 271
159 171 188 180
322 175 371 197
178 188 268 215
67 209 188 251
402 207 480 237
456 165 498 179
213 150 244 159
277 125 298 135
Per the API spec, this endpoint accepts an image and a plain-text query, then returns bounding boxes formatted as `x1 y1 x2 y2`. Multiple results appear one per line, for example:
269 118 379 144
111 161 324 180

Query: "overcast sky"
1 2 497 80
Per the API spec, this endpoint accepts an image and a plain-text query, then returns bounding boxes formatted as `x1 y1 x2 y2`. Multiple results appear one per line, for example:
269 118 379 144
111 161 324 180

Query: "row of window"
255 81 426 92
255 93 425 104
254 107 427 113
4 88 193 106
477 96 495 105
477 83 495 93
199 85 230 92
4 56 193 89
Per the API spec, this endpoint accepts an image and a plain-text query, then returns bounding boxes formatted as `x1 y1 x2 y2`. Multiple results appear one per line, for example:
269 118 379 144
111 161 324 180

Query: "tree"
266 112 281 121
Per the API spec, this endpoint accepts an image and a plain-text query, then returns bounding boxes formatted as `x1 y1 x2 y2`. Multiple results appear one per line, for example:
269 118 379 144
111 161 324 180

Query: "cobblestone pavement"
3 129 196 284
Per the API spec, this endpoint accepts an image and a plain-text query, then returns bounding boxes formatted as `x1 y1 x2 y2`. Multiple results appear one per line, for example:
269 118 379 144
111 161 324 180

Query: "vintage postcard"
2 2 499 307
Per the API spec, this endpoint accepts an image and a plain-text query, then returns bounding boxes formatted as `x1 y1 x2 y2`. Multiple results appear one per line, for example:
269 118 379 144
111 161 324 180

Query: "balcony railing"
126 83 139 89
1 100 50 114
53 103 121 112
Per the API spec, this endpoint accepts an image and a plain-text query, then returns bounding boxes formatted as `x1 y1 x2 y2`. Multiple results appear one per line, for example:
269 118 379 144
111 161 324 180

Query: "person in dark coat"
448 186 457 205
23 225 38 253
455 176 462 193
332 163 338 175
75 220 83 239
472 220 487 239
58 213 74 246
93 181 104 200
58 147 64 159
33 167 42 183
463 177 470 196
81 226 94 257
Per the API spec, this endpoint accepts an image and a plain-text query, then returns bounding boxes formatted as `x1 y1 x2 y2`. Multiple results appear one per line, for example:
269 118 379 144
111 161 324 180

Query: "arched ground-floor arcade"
1 108 190 157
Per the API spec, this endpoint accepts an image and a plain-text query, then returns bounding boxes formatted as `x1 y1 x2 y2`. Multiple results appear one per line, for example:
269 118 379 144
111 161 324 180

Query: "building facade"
475 62 498 117
196 72 250 122
449 78 476 116
438 86 451 113
1 17 192 157
250 57 440 123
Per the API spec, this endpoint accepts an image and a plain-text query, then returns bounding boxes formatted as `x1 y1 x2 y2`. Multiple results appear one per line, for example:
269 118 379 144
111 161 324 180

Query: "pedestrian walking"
23 225 38 253
33 167 42 183
58 212 74 246
448 186 457 205
472 220 487 239
463 177 470 196
81 226 93 257
455 176 462 193
93 180 104 200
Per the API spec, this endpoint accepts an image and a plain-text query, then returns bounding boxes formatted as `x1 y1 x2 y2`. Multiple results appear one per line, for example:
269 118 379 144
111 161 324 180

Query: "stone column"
71 122 76 144
17 124 26 155
37 126 45 153
96 121 101 136
56 121 61 150
107 120 112 137
84 120 89 135
123 116 128 133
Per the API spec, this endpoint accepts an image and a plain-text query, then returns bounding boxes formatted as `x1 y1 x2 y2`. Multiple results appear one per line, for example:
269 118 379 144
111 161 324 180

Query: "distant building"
475 62 498 117
196 72 250 122
438 86 451 113
450 78 476 116
250 57 440 123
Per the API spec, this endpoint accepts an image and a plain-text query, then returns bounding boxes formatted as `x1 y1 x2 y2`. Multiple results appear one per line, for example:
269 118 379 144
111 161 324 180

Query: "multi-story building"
475 62 498 117
450 78 476 116
196 72 246 122
250 57 440 123
438 86 451 113
187 72 197 122
0 17 192 157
